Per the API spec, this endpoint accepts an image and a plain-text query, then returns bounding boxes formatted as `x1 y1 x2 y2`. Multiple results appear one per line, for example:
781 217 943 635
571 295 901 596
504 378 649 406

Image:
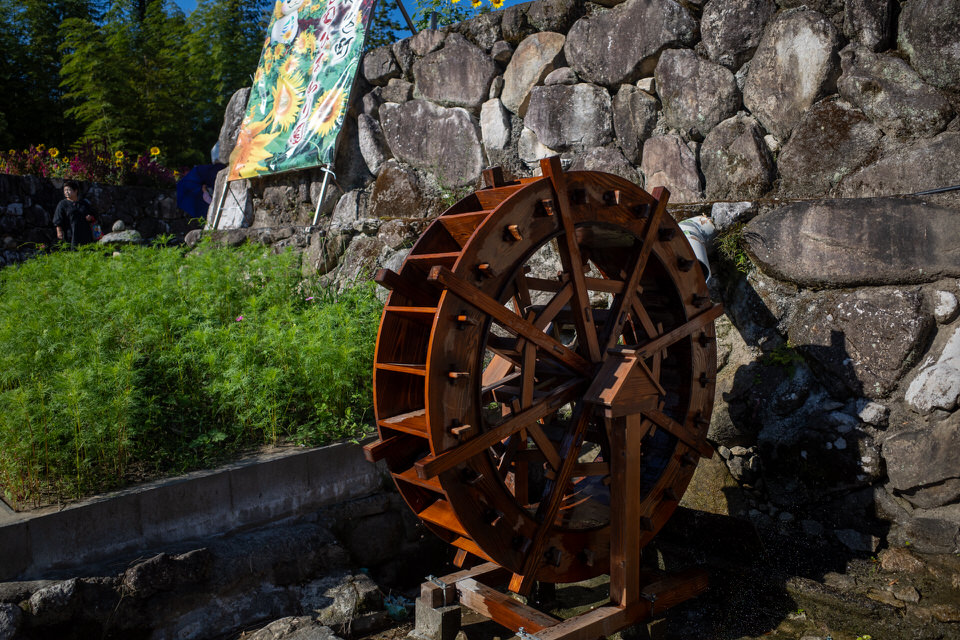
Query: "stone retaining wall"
204 0 960 559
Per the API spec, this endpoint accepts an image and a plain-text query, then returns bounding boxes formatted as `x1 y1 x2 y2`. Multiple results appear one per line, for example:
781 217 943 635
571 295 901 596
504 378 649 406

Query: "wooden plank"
607 414 654 607
415 378 583 479
428 266 592 376
375 268 437 307
533 603 649 640
635 303 724 359
601 187 669 351
438 211 491 248
641 408 714 458
375 362 427 376
643 568 709 615
452 536 496 563
540 156 601 363
363 433 422 463
378 408 428 437
419 499 469 537
421 562 509 608
524 276 625 294
385 306 438 326
407 252 462 268
394 466 444 492
457 578 559 633
476 184 524 209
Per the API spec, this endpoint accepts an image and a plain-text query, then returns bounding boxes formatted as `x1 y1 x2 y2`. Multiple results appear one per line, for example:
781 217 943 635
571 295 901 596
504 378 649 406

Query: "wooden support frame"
417 562 708 640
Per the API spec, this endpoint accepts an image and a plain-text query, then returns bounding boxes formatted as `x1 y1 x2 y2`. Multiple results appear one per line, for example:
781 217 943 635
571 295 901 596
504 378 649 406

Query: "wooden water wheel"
365 157 721 614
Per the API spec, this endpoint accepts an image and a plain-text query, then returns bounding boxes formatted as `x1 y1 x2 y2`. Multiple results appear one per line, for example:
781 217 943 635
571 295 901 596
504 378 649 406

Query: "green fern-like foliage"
0 240 379 507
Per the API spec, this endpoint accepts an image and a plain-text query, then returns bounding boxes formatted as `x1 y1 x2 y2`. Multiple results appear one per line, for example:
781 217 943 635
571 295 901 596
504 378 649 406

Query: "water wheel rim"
372 164 718 587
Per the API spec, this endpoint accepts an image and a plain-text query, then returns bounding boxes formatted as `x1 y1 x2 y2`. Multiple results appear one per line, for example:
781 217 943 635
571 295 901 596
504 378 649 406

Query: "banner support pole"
396 0 417 33
312 167 336 227
211 178 230 230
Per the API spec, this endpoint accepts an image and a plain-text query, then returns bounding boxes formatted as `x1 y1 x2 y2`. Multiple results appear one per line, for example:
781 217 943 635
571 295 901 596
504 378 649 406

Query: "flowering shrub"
0 141 178 189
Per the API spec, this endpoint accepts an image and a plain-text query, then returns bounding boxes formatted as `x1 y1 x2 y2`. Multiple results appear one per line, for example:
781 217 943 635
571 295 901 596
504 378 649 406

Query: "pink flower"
305 297 314 301
236 315 244 322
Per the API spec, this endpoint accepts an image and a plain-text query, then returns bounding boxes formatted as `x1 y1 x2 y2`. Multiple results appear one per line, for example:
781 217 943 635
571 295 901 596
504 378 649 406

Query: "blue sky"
174 0 198 13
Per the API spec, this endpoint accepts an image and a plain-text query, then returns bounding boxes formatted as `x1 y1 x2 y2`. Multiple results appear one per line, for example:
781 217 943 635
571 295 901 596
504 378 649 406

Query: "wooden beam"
540 156 601 363
602 187 669 351
641 408 714 459
635 304 724 359
415 379 584 479
428 266 592 376
510 405 592 595
421 562 510 608
456 578 560 633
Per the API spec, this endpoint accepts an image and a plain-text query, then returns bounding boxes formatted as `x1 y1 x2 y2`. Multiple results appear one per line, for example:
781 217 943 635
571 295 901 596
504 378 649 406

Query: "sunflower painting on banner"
229 0 376 180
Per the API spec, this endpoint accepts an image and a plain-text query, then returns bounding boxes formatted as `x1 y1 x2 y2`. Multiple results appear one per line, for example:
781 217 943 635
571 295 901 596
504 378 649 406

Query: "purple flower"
236 315 244 322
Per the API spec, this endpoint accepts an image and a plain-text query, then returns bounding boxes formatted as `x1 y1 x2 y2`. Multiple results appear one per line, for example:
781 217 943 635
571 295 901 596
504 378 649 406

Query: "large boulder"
654 49 740 141
743 198 960 287
639 135 703 203
526 0 583 33
362 46 401 86
742 9 841 140
367 161 424 220
611 85 658 164
564 0 698 87
217 88 250 164
787 287 932 397
776 98 882 197
883 412 960 509
905 325 960 415
898 0 960 91
357 114 390 175
524 83 613 151
518 127 560 166
843 0 894 51
480 98 512 155
380 100 484 188
700 113 775 200
837 46 953 142
700 0 776 70
412 34 498 111
500 32 567 116
837 132 960 198
569 146 642 185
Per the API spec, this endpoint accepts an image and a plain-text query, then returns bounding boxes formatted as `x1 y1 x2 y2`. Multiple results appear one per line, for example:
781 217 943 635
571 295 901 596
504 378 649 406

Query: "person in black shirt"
53 180 98 247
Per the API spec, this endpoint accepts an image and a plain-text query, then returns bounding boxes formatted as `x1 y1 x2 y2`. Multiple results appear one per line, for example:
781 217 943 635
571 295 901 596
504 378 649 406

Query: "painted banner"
228 0 376 180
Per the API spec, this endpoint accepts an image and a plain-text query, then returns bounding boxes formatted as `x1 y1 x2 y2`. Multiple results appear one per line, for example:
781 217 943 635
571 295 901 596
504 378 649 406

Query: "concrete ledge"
0 440 385 581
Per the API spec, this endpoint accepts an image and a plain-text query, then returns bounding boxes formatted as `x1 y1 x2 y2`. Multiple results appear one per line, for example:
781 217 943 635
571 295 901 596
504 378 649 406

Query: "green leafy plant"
716 222 752 274
0 240 380 508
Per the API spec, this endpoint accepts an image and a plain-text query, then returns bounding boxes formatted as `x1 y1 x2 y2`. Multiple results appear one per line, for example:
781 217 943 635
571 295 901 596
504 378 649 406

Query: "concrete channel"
0 440 386 582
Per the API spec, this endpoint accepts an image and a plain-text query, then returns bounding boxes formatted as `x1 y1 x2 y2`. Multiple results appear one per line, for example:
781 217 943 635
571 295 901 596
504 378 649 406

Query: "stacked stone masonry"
206 0 960 564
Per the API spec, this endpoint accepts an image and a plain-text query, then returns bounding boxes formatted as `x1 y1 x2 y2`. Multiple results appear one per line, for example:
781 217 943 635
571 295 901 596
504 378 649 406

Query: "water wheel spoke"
415 378 585 479
540 156 601 364
601 188 669 352
509 403 593 595
634 303 724 359
526 421 562 472
429 266 592 376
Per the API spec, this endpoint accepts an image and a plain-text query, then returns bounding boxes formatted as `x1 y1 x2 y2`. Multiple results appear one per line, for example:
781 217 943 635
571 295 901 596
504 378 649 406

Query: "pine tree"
0 0 102 149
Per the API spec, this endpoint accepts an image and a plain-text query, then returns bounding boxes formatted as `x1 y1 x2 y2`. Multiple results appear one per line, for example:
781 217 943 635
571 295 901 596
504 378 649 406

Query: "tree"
184 0 270 157
0 0 102 150
59 0 269 166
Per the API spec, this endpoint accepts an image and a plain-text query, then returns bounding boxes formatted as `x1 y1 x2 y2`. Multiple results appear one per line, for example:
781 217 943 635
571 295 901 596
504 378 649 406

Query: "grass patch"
0 240 381 508
716 222 753 274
